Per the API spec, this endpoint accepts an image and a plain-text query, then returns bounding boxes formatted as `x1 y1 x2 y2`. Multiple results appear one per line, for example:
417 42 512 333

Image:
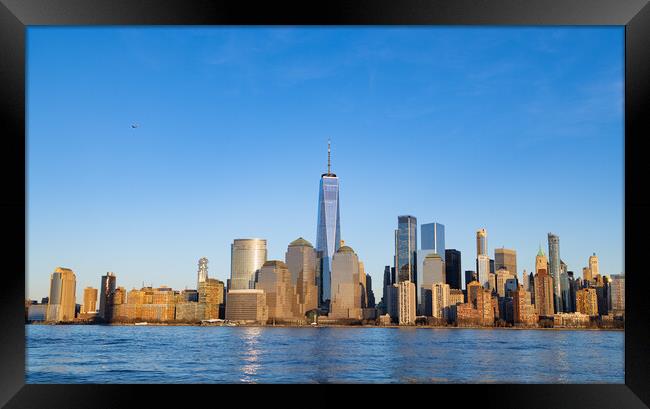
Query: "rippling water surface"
26 325 624 383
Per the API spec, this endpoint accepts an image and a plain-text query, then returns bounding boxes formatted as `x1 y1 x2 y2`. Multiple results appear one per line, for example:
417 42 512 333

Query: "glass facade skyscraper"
548 233 562 313
316 141 341 307
230 238 267 290
395 215 417 284
445 249 462 290
421 222 445 262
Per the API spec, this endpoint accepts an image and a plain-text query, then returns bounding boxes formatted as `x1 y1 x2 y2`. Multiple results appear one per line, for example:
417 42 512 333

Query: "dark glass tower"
548 233 562 313
98 272 116 322
316 141 341 308
445 249 462 289
395 215 417 283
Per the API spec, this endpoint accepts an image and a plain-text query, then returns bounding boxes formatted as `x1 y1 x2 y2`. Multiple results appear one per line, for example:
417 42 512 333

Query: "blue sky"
27 27 624 302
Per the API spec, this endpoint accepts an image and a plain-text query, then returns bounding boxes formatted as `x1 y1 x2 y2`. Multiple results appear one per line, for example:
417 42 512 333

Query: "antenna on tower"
327 139 331 175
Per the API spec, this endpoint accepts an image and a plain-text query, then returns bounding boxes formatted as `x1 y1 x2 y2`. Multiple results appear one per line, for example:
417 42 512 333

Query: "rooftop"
288 237 313 248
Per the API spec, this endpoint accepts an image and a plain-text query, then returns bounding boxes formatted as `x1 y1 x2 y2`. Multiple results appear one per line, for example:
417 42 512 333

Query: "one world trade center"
316 140 341 310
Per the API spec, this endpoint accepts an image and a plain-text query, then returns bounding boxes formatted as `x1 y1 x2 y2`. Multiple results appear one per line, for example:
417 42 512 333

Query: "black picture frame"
1 0 648 407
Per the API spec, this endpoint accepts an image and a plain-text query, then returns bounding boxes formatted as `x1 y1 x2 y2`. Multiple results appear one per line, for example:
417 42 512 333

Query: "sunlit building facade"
329 246 363 320
46 267 77 322
476 228 488 256
230 238 267 290
494 248 517 282
609 274 625 314
82 286 98 314
225 289 268 323
397 280 416 325
256 260 300 321
286 237 319 314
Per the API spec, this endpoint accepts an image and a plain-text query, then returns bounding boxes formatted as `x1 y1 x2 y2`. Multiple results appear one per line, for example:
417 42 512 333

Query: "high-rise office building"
534 269 554 318
230 238 267 290
99 272 116 321
256 260 300 321
583 266 593 282
359 261 367 308
494 248 517 282
445 249 462 290
512 285 537 325
199 278 224 319
560 260 572 312
316 140 341 308
431 282 451 320
225 289 268 323
366 274 376 308
197 257 208 288
286 237 318 314
477 254 491 289
396 215 417 283
610 274 625 314
418 253 445 314
476 228 488 256
465 270 477 289
82 287 98 314
589 253 599 278
46 267 77 322
329 245 363 320
495 268 515 298
547 233 562 313
397 280 416 325
576 288 599 316
421 222 445 262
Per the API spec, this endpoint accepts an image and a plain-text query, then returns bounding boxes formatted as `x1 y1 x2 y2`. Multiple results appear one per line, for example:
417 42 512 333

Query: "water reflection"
26 326 624 384
239 327 262 383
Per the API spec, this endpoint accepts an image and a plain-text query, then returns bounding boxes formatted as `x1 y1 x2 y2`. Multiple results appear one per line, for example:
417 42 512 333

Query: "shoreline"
26 322 624 331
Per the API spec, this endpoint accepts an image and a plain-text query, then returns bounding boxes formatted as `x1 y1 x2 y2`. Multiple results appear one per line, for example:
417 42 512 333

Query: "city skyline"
27 27 624 301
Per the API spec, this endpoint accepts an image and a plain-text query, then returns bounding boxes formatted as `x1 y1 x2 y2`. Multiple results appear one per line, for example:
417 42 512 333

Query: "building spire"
327 139 331 175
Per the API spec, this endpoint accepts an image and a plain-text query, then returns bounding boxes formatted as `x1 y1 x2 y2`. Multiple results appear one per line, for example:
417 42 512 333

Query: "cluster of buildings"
377 224 625 328
26 143 625 328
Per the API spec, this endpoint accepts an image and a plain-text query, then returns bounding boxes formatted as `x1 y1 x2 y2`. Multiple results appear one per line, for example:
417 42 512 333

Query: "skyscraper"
316 140 341 308
609 274 625 314
548 233 562 313
464 270 477 289
431 282 451 320
197 257 208 288
445 249 462 290
256 260 300 321
82 287 98 314
285 237 318 314
230 238 267 290
476 228 488 256
329 245 363 320
396 215 417 283
477 254 491 289
494 248 517 282
421 222 445 262
99 272 116 321
419 252 445 314
397 280 416 325
589 253 599 278
366 274 376 308
560 260 572 312
46 267 76 322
